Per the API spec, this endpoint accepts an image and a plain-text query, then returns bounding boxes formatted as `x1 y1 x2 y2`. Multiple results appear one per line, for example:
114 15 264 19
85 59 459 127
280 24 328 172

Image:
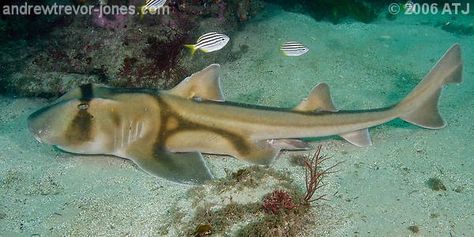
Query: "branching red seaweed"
262 145 339 215
302 145 340 205
262 190 296 214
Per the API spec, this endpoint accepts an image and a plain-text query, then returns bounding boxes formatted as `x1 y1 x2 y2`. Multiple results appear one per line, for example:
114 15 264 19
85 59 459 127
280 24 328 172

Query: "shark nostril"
27 117 44 142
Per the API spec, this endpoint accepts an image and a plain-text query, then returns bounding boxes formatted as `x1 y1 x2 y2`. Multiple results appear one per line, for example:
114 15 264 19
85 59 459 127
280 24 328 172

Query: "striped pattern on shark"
27 44 463 184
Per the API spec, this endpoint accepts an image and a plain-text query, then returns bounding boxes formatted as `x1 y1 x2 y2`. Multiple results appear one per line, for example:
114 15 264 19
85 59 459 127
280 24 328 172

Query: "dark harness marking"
65 84 95 144
154 96 252 156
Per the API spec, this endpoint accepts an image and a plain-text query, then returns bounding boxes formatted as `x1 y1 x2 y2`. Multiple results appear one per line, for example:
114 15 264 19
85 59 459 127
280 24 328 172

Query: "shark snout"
27 106 56 144
27 101 72 146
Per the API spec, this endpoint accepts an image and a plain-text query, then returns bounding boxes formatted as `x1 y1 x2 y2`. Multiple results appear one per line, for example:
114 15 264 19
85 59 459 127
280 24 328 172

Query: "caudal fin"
184 44 198 56
396 44 463 129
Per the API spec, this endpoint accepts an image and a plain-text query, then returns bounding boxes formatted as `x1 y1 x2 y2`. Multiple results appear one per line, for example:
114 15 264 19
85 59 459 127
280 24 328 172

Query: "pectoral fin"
340 129 372 147
126 149 213 184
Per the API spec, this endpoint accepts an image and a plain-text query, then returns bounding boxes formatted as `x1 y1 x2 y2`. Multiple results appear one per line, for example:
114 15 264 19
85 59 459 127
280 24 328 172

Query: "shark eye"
78 103 89 110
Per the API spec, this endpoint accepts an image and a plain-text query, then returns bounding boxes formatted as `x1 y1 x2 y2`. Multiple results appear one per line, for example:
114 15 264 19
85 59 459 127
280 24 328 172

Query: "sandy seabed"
1 5 473 237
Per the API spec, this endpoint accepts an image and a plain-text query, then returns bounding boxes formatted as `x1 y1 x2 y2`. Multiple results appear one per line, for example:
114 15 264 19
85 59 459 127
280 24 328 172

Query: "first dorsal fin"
168 64 225 102
294 83 338 112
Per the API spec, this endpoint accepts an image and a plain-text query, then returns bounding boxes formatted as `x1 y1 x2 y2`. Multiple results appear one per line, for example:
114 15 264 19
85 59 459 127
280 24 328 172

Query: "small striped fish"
281 41 309 57
142 0 166 13
185 32 230 55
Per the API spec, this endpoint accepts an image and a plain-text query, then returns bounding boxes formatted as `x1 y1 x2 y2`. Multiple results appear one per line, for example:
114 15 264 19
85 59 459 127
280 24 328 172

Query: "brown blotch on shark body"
65 109 94 144
63 83 95 145
110 110 121 127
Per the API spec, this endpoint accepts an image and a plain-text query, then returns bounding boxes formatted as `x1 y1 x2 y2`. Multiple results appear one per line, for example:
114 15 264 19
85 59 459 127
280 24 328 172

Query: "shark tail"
395 44 463 129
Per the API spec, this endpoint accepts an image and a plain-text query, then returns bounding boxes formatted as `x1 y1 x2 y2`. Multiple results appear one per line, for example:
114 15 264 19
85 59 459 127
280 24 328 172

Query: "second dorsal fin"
168 64 225 102
294 83 337 112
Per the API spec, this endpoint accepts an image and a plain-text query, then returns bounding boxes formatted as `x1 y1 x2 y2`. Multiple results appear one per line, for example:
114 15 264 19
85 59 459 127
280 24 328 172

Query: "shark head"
27 84 117 154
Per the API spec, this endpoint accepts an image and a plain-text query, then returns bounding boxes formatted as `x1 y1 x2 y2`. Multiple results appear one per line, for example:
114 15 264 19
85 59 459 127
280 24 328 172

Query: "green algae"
209 166 295 192
426 178 446 191
189 202 262 235
237 206 313 237
408 225 420 234
194 223 212 236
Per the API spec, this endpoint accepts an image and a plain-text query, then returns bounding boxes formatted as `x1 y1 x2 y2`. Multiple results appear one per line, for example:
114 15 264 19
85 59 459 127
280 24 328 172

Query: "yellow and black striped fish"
185 32 230 56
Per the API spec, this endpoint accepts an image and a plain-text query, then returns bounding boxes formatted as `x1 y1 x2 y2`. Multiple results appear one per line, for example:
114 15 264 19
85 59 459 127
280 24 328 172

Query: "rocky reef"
0 0 264 97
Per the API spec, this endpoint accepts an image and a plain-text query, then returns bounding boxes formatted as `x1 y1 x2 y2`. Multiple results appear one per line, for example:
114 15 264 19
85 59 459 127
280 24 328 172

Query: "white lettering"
462 3 470 15
3 5 11 15
33 5 42 15
451 3 461 14
19 2 29 15
64 5 72 15
442 3 452 14
0 3 162 16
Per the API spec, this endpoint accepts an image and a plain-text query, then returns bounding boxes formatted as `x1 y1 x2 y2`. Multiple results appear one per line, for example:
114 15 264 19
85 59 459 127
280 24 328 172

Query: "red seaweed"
302 145 339 205
262 190 296 214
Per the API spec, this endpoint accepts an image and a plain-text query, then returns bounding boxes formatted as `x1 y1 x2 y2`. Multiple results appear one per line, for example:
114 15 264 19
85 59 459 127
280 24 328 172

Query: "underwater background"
1 0 473 236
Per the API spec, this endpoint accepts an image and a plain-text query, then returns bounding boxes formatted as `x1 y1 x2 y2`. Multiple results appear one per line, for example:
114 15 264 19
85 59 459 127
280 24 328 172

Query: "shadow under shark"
28 44 463 184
